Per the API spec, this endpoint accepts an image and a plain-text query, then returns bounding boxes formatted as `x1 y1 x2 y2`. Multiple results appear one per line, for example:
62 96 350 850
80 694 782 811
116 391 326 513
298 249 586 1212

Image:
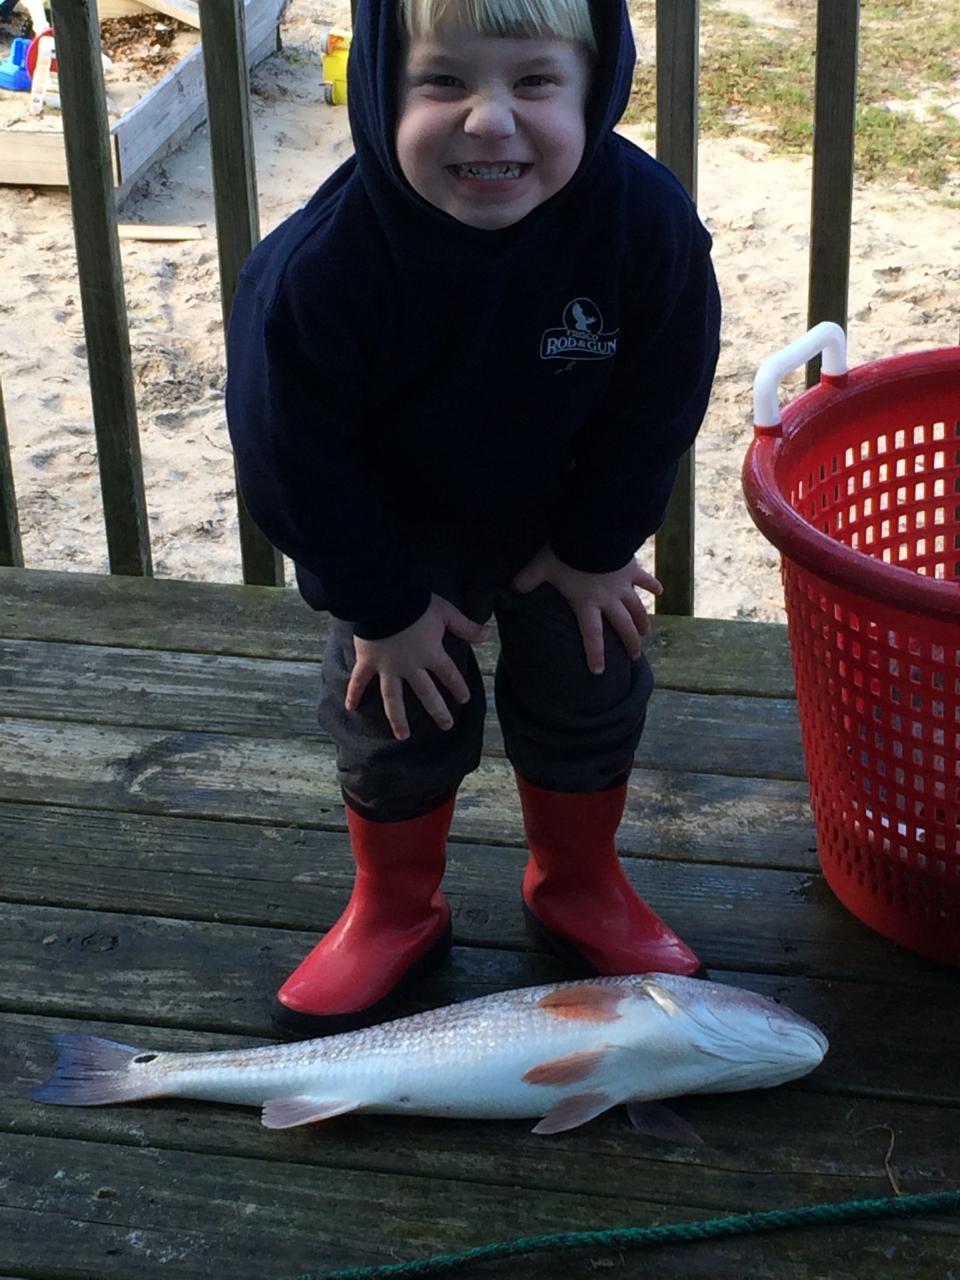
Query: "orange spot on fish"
522 1047 608 1087
538 984 623 1023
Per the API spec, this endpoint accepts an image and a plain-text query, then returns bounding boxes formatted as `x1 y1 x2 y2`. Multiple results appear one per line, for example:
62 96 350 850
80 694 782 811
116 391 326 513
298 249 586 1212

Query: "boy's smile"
395 31 591 231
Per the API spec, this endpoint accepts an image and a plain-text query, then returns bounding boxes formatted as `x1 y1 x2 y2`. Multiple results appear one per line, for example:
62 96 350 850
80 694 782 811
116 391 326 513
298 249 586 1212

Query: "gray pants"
318 583 654 821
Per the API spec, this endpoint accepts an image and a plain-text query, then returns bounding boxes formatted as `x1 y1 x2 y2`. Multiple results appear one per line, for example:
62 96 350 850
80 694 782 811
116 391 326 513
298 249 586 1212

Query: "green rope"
290 1189 960 1280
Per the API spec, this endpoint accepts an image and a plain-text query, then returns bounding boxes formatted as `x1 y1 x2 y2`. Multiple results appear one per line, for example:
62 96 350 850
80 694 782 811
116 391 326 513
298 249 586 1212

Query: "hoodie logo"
540 298 619 362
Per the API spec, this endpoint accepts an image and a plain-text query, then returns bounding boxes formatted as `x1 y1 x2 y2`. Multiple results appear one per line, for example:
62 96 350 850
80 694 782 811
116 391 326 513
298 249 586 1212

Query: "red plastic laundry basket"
743 323 960 965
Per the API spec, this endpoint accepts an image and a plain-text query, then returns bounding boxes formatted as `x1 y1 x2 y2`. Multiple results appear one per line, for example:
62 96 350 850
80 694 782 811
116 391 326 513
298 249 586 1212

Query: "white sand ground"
0 0 957 621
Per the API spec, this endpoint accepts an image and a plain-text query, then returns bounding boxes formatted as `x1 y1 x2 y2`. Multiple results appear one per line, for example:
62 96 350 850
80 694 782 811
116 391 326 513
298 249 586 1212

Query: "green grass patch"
624 0 960 187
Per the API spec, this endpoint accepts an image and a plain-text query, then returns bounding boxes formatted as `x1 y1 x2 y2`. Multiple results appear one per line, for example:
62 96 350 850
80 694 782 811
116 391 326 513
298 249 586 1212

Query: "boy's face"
395 28 591 231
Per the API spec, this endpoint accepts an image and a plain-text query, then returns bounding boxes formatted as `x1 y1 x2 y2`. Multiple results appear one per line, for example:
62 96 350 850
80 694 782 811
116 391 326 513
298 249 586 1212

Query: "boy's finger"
444 606 487 643
623 592 652 637
512 565 543 594
608 600 644 658
379 675 410 741
410 672 455 732
631 566 663 595
433 657 471 705
344 664 374 712
578 609 606 675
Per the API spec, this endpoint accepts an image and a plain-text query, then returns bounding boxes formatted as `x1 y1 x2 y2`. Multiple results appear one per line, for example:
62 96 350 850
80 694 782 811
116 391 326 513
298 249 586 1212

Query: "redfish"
31 974 827 1135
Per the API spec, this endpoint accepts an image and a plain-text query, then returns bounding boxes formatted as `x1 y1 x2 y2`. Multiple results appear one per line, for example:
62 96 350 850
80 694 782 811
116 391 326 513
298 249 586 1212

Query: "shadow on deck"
1 567 958 1278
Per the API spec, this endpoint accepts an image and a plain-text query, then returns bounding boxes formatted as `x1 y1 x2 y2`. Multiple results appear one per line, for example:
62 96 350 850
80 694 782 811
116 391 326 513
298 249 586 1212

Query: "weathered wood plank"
0 901 559 1034
0 568 796 694
0 129 77 187
0 1131 677 1280
0 800 946 988
0 6 279 193
0 567 315 656
0 715 815 867
141 0 201 27
112 0 284 197
1 902 957 1106
654 0 700 616
50 0 152 577
7 1012 959 1223
116 223 203 241
0 638 807 778
199 0 285 589
3 1128 953 1280
98 0 153 16
645 614 795 696
0 377 22 568
806 0 859 385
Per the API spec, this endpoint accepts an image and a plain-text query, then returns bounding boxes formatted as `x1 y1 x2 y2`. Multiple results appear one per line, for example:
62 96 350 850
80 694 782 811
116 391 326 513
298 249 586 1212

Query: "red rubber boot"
273 797 455 1038
517 777 704 977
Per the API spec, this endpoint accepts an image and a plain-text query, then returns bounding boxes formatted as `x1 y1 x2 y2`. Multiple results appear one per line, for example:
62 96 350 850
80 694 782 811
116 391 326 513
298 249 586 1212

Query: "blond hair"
398 0 597 55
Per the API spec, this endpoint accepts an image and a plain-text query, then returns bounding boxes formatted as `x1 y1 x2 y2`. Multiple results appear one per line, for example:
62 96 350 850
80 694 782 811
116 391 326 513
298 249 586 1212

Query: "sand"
0 0 957 621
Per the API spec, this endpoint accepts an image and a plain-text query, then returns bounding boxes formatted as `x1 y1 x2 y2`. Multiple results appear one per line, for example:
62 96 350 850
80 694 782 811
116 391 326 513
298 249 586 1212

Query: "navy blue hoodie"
226 0 721 638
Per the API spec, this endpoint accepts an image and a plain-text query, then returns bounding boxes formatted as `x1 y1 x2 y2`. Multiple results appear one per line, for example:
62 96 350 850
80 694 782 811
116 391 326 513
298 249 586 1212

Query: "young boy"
226 0 721 1039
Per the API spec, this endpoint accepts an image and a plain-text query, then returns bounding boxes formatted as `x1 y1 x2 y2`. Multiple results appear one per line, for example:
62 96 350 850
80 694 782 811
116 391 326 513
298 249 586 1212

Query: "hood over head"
346 0 637 243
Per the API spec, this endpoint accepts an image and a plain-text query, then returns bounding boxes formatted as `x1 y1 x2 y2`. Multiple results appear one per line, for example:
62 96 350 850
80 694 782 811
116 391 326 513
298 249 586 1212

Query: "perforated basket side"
782 560 960 963
744 347 960 621
743 345 960 963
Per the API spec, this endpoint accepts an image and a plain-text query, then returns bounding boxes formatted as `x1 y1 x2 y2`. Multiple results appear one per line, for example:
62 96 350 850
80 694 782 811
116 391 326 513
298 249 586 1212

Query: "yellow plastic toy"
320 25 351 106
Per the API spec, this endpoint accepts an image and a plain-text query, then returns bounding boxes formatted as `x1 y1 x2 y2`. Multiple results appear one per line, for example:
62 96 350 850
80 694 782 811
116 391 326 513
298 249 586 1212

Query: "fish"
30 973 828 1136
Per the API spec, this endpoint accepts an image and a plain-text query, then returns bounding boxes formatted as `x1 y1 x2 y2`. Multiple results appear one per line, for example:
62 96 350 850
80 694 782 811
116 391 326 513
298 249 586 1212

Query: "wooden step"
2 901 956 1104
0 801 941 989
0 566 796 695
0 714 815 868
0 637 807 779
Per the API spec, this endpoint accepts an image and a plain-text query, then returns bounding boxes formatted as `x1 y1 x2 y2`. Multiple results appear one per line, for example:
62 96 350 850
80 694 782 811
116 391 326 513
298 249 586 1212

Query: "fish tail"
31 1033 159 1107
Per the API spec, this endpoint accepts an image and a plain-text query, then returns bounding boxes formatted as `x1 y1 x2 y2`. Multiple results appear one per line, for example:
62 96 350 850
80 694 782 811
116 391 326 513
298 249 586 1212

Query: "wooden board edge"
99 0 201 26
112 0 286 197
97 0 151 17
0 129 120 188
136 0 201 29
0 0 284 191
116 223 203 240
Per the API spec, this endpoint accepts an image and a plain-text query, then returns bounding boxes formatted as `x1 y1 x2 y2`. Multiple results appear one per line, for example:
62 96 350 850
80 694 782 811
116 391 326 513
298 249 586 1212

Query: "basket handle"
753 322 848 429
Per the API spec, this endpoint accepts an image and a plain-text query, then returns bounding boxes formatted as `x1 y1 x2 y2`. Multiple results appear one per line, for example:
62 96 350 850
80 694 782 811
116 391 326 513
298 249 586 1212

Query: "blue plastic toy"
0 36 31 91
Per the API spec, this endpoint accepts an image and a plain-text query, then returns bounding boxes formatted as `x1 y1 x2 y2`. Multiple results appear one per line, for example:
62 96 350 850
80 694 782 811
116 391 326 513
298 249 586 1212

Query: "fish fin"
640 978 683 1017
538 984 624 1023
260 1097 361 1130
523 1046 610 1087
532 1091 614 1135
30 1034 155 1107
626 1101 704 1146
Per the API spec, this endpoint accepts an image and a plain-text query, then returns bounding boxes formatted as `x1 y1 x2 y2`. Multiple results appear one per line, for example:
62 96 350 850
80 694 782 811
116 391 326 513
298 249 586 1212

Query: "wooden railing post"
49 0 152 576
199 0 285 587
0 373 23 568
654 0 700 616
807 0 859 385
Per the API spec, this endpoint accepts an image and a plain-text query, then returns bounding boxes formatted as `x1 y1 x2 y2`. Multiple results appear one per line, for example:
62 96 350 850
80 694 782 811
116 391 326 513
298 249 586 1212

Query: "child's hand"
346 594 486 741
513 545 661 676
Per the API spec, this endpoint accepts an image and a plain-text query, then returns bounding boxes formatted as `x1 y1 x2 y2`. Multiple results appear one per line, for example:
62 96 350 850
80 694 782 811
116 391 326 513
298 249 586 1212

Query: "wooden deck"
2 565 958 1279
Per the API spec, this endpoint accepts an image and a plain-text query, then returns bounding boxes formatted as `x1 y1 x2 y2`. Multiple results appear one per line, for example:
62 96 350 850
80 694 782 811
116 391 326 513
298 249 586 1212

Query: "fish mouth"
765 1014 829 1062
